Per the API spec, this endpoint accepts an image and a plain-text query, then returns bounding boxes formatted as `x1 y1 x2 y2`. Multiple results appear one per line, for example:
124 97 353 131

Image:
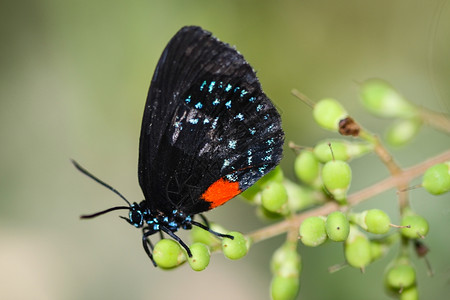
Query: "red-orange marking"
201 178 241 208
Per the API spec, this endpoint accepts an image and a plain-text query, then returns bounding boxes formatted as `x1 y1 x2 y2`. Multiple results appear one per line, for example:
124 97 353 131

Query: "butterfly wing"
138 26 284 215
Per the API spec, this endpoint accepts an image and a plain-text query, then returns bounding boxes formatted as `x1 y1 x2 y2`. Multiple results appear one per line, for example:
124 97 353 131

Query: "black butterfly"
73 26 284 266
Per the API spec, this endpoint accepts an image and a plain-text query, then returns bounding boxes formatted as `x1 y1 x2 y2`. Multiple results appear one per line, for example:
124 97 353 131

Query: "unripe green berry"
385 264 416 290
187 242 210 271
313 140 373 163
153 239 185 269
400 286 418 300
313 98 348 131
365 209 391 234
325 211 350 242
322 160 352 202
261 181 288 214
222 231 248 260
299 216 327 247
359 79 417 118
385 118 422 146
345 226 371 269
271 242 302 278
401 215 429 239
270 275 300 300
422 162 450 195
294 151 321 188
284 179 318 212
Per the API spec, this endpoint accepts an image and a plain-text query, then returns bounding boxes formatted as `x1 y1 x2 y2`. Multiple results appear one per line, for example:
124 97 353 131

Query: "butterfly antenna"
71 159 132 206
81 206 131 219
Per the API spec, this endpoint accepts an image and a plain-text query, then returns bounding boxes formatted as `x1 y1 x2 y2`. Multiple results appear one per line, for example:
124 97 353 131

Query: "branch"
247 150 450 243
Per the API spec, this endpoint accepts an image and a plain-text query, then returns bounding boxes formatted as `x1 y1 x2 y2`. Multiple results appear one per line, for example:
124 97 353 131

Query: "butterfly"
73 26 284 266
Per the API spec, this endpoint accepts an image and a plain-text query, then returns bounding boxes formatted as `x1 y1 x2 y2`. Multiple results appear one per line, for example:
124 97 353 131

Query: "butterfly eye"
129 209 144 227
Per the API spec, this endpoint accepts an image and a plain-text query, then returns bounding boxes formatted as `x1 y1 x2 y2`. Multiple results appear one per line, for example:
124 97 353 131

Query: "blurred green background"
1 0 449 299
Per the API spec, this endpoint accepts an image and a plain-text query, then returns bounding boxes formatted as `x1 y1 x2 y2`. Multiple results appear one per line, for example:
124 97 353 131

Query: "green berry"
313 98 348 131
284 179 318 212
271 242 302 277
153 239 185 269
294 151 321 188
385 264 416 290
385 118 422 146
322 160 352 202
261 181 288 214
359 79 417 118
313 140 373 163
422 162 450 195
345 226 371 269
270 275 300 300
400 286 418 300
187 243 210 271
222 231 248 260
401 215 429 239
325 211 350 242
365 209 391 234
299 216 327 247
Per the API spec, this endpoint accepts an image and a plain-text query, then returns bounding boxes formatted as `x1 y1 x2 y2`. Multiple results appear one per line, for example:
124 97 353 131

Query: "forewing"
138 26 284 215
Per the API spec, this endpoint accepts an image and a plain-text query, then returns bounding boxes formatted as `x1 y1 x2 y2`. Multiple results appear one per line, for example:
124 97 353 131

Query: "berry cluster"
154 79 449 300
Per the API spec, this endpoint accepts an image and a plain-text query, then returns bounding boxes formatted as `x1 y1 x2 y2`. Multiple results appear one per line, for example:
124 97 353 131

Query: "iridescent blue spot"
228 140 237 149
225 84 232 92
203 118 210 124
169 221 177 227
258 164 268 174
208 81 216 93
185 95 191 103
189 118 199 124
264 114 269 120
153 224 160 230
174 121 182 129
222 159 230 168
218 82 223 89
226 173 238 182
267 138 275 145
212 117 219 129
256 104 263 112
225 100 232 109
234 86 240 92
200 80 207 91
249 127 256 135
163 216 168 222
195 102 203 109
172 209 178 214
262 155 272 162
248 97 256 103
234 113 244 121
186 215 192 222
212 98 220 105
240 89 248 97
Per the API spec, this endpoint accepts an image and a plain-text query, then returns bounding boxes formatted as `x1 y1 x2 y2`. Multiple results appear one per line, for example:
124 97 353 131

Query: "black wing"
138 26 284 215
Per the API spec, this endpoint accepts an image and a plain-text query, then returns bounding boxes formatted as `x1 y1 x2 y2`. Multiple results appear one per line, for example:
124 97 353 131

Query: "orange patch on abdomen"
201 178 241 209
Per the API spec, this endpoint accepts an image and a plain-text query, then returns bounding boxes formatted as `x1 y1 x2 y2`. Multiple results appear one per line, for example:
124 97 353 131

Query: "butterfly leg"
160 225 192 257
191 220 234 240
198 213 211 228
142 228 157 267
